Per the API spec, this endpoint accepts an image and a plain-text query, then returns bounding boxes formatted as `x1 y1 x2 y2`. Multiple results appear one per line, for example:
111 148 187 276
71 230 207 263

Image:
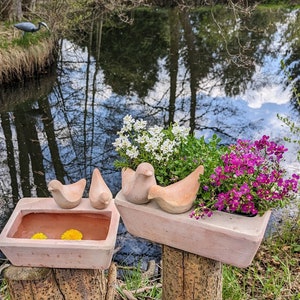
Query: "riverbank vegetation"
0 0 299 84
0 25 54 83
0 2 56 83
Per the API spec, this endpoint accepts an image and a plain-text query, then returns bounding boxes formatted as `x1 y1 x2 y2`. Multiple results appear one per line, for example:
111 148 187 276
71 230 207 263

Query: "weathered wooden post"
115 191 271 300
3 265 117 300
162 246 222 300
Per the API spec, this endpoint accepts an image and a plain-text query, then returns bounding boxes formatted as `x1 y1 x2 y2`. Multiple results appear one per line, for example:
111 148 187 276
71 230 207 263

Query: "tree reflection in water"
0 7 299 265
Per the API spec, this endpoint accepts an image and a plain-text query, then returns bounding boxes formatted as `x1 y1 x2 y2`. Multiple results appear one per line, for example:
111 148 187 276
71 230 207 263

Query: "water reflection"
0 7 299 265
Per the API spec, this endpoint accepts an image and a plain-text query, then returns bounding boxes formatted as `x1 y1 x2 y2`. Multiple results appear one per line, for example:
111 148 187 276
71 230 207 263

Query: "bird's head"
136 162 155 177
39 22 50 31
48 179 62 192
101 192 112 204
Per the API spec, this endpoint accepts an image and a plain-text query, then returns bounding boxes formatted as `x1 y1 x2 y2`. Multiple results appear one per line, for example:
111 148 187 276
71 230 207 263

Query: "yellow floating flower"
31 232 48 239
61 229 83 240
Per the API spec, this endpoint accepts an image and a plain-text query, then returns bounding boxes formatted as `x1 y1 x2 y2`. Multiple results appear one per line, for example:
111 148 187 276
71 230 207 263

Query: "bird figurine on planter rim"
148 165 204 214
89 168 112 209
48 178 86 209
122 162 157 204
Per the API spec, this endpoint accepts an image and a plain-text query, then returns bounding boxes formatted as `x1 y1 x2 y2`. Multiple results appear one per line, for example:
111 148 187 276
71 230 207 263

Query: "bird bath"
10 212 110 240
115 190 271 268
0 197 120 269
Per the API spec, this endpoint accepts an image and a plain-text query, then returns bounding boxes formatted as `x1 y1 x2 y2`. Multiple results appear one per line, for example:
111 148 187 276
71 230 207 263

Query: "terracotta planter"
0 197 120 269
115 191 271 268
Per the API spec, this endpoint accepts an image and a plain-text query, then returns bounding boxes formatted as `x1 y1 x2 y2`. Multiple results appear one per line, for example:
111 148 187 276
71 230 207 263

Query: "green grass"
116 263 162 299
0 263 9 300
11 31 51 48
0 22 51 50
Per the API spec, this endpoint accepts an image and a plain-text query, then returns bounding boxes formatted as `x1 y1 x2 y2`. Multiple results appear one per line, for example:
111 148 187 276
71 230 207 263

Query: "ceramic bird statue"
48 178 86 209
148 165 204 214
89 168 112 209
122 162 157 204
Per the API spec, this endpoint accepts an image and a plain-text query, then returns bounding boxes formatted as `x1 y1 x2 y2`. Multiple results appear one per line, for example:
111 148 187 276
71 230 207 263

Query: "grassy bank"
0 22 55 84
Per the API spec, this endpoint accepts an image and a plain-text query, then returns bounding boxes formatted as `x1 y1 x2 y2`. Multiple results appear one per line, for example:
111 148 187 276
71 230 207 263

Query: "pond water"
0 7 299 266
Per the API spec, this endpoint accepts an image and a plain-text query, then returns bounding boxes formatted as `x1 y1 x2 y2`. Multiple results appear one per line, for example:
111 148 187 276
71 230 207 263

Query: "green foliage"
113 115 227 187
277 114 300 161
187 135 227 198
0 277 9 300
277 60 300 162
223 266 247 300
12 29 51 48
117 263 162 299
260 0 298 5
158 134 228 186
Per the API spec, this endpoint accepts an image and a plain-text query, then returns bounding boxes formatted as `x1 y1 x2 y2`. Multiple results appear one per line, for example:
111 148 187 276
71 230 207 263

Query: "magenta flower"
191 135 299 219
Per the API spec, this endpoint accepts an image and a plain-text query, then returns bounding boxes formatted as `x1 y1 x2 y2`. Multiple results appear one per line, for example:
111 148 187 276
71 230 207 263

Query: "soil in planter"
9 212 111 240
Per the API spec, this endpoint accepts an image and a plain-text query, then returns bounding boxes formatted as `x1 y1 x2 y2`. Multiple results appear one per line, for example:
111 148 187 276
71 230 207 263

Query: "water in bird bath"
10 212 110 240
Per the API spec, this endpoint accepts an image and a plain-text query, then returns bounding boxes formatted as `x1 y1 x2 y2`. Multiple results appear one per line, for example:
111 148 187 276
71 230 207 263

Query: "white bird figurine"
89 168 112 209
48 178 86 209
148 165 204 214
122 162 157 204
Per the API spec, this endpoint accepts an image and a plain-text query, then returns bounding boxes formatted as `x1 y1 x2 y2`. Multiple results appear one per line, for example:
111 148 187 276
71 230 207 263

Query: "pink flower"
191 135 299 219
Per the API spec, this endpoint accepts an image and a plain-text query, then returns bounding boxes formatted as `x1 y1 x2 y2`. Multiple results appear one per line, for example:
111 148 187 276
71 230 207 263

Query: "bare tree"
0 0 23 21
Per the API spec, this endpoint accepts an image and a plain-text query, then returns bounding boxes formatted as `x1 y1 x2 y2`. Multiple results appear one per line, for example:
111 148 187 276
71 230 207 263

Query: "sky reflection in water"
0 7 299 207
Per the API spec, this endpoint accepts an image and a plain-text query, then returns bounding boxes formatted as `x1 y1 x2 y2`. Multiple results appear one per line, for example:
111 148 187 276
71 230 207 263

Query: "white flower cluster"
113 115 190 163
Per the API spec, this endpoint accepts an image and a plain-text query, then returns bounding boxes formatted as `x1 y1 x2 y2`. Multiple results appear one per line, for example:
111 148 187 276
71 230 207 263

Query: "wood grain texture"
162 245 222 300
4 265 111 300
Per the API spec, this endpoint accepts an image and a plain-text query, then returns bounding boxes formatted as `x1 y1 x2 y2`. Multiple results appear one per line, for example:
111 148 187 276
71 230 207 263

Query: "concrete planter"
0 197 120 269
115 190 271 268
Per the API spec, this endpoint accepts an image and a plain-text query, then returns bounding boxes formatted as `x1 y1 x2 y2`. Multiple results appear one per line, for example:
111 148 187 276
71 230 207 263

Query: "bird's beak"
41 22 50 31
144 170 153 177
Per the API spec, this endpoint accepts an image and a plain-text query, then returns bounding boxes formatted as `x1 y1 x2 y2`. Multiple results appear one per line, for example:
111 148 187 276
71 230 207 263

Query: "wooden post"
3 264 117 300
3 266 64 300
162 245 223 300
